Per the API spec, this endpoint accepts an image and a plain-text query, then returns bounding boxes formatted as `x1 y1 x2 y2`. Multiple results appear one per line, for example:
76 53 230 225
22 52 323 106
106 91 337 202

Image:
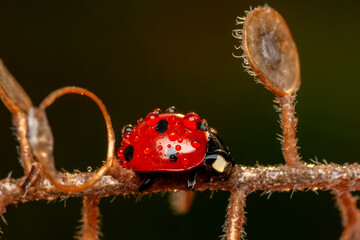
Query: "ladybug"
116 106 234 191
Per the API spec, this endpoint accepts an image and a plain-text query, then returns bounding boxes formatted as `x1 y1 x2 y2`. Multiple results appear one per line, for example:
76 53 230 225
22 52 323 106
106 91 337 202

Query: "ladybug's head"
203 126 234 177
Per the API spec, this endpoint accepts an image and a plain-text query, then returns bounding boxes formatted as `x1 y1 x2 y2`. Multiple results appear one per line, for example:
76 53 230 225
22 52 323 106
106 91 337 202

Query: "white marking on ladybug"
212 155 229 173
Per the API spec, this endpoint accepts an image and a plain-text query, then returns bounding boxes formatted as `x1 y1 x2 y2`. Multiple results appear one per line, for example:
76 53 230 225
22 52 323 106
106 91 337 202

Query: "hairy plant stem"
222 188 247 240
337 191 360 240
76 197 101 240
1 163 360 214
278 94 301 166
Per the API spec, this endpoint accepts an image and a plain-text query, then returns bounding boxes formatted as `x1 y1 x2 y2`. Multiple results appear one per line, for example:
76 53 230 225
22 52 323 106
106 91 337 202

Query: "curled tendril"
28 87 116 193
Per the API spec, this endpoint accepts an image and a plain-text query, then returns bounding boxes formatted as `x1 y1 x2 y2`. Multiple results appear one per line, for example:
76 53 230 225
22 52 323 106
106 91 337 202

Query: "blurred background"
0 0 359 239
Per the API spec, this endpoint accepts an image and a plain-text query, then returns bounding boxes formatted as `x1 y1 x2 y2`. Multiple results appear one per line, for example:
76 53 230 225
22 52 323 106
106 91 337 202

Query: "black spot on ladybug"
166 106 177 113
155 119 168 133
124 145 134 162
169 153 178 162
196 120 208 131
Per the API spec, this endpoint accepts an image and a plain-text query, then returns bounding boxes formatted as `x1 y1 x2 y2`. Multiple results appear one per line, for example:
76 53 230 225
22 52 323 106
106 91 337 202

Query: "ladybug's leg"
139 173 160 192
186 170 197 190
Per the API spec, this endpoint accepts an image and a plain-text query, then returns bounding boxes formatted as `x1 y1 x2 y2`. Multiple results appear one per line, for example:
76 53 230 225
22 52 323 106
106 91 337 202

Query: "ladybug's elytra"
116 106 234 190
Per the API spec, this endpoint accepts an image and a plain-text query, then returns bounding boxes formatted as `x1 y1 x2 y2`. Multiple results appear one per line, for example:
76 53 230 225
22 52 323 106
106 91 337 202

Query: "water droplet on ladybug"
166 106 177 113
137 118 144 123
121 124 133 136
184 131 190 136
144 147 152 155
182 157 189 165
183 113 201 130
167 144 171 148
168 132 178 141
153 108 161 114
157 145 163 151
191 140 201 149
116 148 123 158
134 135 140 142
178 138 183 143
175 145 181 151
173 122 180 128
145 113 160 126
122 133 131 144
133 135 140 142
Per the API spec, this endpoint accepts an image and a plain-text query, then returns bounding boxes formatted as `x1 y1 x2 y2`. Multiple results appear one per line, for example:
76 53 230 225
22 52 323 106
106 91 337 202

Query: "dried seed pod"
239 6 300 96
0 59 33 113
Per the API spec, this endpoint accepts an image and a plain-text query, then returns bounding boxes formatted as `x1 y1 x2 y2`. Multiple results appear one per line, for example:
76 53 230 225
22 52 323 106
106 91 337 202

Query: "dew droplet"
191 140 200 149
87 166 92 172
116 148 123 158
177 138 183 143
157 145 163 151
153 108 161 114
182 157 189 165
121 124 133 135
184 131 190 136
145 112 160 126
144 147 152 155
166 106 177 113
133 135 140 142
175 145 181 151
122 133 131 144
137 118 144 123
173 122 180 128
167 144 171 148
168 132 178 141
183 113 201 130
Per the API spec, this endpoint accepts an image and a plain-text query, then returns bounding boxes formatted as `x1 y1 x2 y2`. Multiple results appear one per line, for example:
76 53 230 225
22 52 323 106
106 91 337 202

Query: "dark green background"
0 0 359 239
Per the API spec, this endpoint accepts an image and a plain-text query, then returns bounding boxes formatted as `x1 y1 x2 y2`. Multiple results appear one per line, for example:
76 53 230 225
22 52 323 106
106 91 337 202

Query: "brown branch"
1 163 360 214
337 192 360 240
0 59 32 113
222 188 247 240
277 94 302 166
0 60 35 174
76 197 101 240
13 112 35 174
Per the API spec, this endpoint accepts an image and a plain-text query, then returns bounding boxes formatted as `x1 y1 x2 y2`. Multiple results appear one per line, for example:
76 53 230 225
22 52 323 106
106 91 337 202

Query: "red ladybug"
116 107 233 190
